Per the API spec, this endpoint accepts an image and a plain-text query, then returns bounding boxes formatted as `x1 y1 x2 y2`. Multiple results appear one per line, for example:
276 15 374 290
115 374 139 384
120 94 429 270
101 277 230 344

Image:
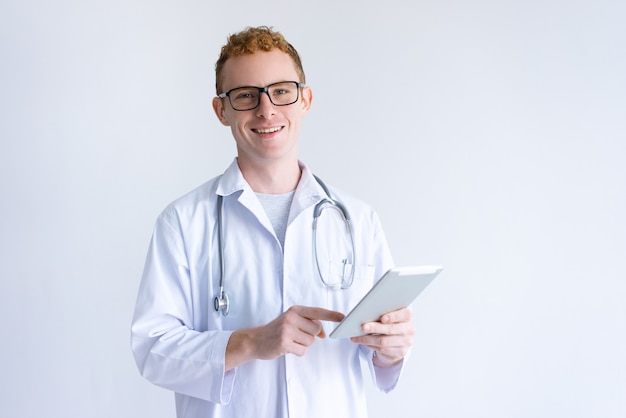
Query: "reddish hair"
215 26 306 94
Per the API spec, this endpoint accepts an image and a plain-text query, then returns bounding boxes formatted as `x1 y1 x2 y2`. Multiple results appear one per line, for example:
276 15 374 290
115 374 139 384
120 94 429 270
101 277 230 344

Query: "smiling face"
212 49 312 172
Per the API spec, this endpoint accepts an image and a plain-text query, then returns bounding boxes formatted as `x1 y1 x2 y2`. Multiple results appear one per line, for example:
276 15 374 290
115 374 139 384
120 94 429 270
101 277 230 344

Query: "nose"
256 91 277 118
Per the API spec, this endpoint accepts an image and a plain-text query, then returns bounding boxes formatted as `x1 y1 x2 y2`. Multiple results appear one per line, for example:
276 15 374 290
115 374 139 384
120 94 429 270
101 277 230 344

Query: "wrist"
372 351 403 368
225 329 255 371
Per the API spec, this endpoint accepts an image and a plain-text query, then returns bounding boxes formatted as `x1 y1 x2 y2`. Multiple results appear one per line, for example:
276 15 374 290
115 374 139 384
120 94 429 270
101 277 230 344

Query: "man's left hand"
349 307 414 367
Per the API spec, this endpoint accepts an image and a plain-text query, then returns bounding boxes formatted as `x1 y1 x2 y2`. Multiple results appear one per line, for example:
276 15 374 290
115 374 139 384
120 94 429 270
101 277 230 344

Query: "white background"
1 1 625 417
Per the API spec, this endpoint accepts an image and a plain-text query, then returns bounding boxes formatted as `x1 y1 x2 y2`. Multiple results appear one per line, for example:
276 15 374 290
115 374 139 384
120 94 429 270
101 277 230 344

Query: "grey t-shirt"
255 191 295 248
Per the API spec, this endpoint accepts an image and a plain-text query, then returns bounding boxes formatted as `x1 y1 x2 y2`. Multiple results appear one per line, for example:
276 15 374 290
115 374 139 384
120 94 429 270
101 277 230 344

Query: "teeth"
255 127 281 134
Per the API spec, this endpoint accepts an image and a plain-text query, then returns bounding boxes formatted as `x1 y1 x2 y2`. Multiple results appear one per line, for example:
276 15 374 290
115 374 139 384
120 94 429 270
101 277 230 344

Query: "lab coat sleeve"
131 211 236 404
360 345 406 392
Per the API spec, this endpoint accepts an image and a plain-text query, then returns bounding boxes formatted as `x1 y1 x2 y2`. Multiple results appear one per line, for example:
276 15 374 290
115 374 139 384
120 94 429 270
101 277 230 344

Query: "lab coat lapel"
216 159 275 237
288 162 327 225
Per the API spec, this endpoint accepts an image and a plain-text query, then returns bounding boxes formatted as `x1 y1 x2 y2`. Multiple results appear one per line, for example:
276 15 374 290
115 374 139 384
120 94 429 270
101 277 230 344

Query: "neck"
237 158 301 194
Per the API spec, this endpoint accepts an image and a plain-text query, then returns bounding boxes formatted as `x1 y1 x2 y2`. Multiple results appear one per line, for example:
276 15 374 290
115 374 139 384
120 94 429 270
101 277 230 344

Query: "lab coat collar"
216 158 327 200
290 162 328 222
215 158 251 198
215 158 329 223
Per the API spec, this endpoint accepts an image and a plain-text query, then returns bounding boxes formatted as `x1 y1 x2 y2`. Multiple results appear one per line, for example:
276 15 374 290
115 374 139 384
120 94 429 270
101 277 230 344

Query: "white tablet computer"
329 265 442 339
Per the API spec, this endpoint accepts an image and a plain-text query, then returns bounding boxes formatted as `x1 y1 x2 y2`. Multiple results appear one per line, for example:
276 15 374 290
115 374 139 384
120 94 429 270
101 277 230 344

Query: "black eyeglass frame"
217 81 306 111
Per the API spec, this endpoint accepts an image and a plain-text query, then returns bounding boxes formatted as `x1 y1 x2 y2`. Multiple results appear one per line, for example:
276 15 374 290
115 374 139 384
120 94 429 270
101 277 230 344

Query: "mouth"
253 126 283 134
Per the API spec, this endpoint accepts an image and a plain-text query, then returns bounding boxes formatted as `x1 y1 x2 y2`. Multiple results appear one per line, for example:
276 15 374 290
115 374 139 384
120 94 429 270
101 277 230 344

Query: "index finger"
289 306 345 323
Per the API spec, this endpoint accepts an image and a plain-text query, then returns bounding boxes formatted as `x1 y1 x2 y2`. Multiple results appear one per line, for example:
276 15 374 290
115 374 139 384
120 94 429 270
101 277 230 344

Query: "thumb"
317 326 328 339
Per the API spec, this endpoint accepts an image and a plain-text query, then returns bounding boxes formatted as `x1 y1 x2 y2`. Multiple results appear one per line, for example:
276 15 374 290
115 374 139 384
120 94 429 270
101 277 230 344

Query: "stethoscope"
214 175 356 316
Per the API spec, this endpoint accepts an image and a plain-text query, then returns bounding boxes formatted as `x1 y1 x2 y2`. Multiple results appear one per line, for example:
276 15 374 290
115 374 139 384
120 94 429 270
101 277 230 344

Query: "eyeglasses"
218 81 305 111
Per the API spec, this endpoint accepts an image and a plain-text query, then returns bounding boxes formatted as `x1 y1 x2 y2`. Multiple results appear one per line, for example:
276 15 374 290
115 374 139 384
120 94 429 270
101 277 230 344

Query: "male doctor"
131 26 414 417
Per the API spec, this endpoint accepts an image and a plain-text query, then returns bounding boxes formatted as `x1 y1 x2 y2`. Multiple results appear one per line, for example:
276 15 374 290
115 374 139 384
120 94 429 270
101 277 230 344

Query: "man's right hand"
225 306 345 371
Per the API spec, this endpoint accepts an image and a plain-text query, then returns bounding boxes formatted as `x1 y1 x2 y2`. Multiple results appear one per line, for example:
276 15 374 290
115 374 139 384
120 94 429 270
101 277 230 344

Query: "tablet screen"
329 265 442 339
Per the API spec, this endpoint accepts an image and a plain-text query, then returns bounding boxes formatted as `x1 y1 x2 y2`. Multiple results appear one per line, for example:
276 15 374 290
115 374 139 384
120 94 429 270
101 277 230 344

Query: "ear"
300 86 313 113
212 96 231 126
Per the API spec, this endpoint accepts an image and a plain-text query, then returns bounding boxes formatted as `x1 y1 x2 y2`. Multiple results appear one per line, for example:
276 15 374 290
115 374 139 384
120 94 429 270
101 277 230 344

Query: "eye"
233 90 257 100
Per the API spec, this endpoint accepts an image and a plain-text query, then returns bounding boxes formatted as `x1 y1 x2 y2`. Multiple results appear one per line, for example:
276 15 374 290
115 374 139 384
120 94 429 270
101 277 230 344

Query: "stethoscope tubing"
214 194 230 316
312 200 356 289
214 176 354 316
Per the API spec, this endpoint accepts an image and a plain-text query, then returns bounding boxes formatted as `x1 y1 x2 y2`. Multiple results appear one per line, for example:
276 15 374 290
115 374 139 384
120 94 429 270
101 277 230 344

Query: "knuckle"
283 312 298 326
378 336 389 348
278 334 291 347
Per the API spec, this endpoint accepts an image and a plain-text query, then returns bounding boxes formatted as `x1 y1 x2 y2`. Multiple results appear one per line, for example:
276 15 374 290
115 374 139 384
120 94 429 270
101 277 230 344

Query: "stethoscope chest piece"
214 291 230 316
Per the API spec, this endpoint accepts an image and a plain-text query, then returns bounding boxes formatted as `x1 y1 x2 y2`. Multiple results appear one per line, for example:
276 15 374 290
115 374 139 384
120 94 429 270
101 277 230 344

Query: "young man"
131 26 414 418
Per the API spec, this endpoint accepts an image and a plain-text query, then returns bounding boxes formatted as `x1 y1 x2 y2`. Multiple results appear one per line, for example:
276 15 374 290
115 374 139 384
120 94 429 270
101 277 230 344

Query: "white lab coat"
131 159 401 418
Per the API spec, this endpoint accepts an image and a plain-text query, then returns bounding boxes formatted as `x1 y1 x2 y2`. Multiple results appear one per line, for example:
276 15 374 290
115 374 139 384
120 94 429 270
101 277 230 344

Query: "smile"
253 126 283 134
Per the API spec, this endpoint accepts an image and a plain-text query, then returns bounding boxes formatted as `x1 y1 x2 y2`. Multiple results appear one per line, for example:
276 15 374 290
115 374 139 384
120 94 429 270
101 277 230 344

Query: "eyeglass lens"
228 82 300 111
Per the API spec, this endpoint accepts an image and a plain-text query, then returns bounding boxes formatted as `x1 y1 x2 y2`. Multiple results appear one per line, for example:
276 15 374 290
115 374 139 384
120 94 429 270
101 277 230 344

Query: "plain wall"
1 1 624 417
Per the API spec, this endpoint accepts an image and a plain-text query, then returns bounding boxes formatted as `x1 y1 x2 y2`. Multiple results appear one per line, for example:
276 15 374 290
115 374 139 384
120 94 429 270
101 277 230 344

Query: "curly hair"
215 26 306 94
